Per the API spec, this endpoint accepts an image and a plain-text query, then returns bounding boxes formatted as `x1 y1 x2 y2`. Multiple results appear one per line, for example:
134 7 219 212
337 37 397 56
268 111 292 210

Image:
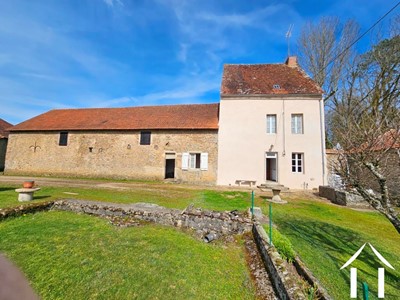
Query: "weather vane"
286 24 294 57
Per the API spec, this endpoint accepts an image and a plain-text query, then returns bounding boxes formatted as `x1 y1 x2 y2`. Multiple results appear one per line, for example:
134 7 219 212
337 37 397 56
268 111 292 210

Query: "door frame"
165 153 176 179
265 152 278 182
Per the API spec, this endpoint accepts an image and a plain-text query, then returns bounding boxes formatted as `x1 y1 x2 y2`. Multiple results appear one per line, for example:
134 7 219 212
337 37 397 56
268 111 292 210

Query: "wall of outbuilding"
0 139 7 171
5 130 218 184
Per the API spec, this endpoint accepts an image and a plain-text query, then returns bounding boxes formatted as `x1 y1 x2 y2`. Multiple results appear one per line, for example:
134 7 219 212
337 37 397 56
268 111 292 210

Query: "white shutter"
200 153 208 170
182 153 189 170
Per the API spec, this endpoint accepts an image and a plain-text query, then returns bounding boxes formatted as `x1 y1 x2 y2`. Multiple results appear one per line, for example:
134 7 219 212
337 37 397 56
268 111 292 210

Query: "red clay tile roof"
367 129 400 151
221 63 323 96
10 104 219 131
0 118 13 138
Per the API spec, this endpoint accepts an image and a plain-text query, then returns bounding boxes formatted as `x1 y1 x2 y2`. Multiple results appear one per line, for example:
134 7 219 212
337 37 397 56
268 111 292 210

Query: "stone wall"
319 186 370 207
0 201 54 220
5 130 218 184
252 224 306 300
52 199 253 236
0 139 7 171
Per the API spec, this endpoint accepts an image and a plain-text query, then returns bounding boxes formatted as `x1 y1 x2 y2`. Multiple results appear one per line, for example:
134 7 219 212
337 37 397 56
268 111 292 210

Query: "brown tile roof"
10 104 219 132
366 129 400 151
0 118 13 138
221 61 323 96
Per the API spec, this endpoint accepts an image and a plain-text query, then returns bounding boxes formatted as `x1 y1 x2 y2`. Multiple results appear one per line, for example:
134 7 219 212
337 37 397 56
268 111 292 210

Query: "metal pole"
362 282 369 300
269 202 272 245
251 190 254 216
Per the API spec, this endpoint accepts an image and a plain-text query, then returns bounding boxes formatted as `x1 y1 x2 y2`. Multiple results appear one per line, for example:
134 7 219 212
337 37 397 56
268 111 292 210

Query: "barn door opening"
165 153 176 179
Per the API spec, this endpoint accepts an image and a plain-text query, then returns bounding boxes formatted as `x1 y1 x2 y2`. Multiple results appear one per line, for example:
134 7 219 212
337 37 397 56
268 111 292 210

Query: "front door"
165 159 175 179
266 152 277 182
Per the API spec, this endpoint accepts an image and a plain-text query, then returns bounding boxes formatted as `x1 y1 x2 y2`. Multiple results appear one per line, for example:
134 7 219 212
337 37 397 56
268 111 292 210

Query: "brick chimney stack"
285 56 297 68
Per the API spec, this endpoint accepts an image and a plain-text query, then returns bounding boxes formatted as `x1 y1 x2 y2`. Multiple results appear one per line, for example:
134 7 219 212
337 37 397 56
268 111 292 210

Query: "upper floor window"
140 131 151 145
292 153 303 173
291 114 303 134
266 114 277 134
59 132 68 146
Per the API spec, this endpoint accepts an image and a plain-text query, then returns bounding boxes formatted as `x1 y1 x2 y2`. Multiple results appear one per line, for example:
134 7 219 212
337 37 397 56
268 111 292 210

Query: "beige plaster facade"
5 130 218 183
217 96 327 189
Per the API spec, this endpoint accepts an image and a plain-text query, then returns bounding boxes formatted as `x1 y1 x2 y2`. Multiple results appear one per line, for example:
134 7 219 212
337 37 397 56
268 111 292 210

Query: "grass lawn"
265 196 400 300
0 183 256 211
0 211 255 300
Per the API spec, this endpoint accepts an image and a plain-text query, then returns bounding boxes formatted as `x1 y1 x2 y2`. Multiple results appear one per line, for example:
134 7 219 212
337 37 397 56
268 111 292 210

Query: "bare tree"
297 17 359 103
298 16 400 233
332 35 400 233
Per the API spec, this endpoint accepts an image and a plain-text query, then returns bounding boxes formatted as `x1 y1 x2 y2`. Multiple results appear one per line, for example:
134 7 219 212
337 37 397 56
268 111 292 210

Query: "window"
266 114 277 134
140 131 151 145
59 132 68 146
182 153 208 171
189 153 201 169
292 153 303 173
291 114 303 134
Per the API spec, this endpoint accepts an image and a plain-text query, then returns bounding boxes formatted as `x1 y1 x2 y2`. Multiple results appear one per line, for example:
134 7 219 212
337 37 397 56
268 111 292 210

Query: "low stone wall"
293 257 332 300
252 224 306 300
53 199 253 237
319 186 370 207
0 201 54 220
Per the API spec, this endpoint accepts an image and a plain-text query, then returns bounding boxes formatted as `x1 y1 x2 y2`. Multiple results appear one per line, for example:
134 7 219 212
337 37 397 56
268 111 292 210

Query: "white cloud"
103 0 124 8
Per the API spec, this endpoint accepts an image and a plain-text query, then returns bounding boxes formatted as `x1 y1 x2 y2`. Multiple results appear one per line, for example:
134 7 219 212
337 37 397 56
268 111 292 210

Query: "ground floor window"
182 152 208 170
292 153 303 173
189 153 201 169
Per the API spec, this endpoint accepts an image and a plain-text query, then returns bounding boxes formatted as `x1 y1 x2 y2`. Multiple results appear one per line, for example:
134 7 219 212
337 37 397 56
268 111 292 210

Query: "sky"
0 0 399 125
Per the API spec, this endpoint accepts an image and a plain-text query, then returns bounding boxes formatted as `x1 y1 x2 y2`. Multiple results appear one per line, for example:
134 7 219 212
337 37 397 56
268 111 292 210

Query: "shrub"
263 225 296 262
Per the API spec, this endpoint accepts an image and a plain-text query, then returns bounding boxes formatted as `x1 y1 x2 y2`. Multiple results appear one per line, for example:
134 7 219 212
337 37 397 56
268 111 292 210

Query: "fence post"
251 190 254 216
362 282 369 300
269 202 273 245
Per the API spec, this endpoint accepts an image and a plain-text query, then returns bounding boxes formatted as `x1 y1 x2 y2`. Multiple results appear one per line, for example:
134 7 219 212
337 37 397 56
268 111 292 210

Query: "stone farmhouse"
5 57 327 189
0 118 13 171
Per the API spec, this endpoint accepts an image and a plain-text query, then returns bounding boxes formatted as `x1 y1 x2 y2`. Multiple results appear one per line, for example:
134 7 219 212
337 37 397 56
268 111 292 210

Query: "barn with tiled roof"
5 57 327 188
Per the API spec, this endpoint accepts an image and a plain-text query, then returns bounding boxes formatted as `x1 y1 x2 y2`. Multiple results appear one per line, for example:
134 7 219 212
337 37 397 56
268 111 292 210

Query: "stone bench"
235 180 257 187
15 188 41 202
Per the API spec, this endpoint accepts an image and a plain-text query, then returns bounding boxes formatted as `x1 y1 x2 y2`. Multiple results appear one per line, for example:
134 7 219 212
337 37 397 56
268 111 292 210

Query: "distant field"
0 183 257 211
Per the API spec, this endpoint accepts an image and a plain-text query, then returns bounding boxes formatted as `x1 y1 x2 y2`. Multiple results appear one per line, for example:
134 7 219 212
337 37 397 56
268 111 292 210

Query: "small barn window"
59 132 68 146
273 84 281 89
140 131 151 145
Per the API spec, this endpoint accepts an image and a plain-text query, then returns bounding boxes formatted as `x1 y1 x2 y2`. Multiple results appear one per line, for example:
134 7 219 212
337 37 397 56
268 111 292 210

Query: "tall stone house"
0 119 13 172
218 57 326 189
5 57 326 189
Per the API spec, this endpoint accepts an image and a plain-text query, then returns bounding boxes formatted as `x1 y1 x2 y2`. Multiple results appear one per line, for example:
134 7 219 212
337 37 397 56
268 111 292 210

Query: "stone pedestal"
15 188 41 202
271 189 282 202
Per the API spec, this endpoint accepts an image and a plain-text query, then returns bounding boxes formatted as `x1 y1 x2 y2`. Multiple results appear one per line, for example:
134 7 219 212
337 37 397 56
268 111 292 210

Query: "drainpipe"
319 98 326 186
282 99 286 157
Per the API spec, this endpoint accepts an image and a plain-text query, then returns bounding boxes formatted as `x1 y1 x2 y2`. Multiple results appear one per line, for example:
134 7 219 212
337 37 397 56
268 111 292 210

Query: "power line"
318 0 400 90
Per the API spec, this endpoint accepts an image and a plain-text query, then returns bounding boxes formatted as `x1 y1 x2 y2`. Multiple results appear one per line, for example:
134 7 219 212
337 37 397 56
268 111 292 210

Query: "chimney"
285 56 297 68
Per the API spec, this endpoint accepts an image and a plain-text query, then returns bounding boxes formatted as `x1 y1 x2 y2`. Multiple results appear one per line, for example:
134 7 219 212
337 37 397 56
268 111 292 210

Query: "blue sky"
1 0 399 124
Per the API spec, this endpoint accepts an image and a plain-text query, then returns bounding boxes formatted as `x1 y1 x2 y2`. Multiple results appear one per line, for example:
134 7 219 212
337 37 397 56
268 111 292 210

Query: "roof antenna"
286 24 294 57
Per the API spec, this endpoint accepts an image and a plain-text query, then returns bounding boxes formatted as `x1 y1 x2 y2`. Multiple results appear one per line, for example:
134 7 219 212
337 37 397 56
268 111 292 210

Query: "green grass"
0 211 255 300
263 197 400 300
263 225 296 262
0 183 257 212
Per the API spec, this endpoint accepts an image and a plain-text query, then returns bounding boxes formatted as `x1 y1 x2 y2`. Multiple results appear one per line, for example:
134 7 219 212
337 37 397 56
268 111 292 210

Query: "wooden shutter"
200 153 208 170
182 153 189 170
